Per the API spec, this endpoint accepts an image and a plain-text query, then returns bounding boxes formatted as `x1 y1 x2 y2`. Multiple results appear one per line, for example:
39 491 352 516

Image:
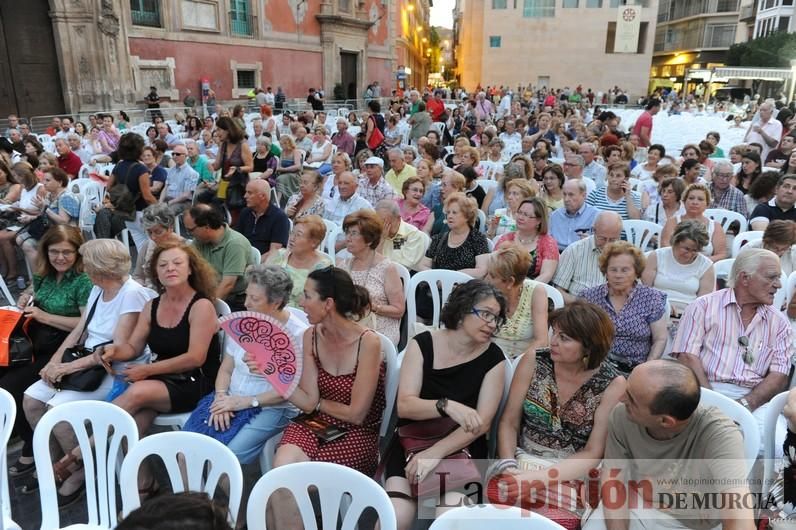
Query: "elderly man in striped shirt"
672 247 791 443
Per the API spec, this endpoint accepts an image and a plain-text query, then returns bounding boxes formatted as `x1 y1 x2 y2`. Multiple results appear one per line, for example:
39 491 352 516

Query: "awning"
686 69 729 82
713 67 793 81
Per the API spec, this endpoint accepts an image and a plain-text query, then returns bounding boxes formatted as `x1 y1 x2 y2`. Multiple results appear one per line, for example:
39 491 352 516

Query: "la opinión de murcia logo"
623 8 637 21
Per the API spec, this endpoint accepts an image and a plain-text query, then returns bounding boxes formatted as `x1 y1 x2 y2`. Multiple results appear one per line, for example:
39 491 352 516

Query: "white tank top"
19 183 42 210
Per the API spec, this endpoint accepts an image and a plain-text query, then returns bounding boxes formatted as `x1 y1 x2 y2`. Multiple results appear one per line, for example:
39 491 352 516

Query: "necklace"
516 233 537 246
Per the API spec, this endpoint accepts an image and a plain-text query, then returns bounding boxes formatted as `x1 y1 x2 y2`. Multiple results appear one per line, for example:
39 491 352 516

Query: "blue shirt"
549 203 599 251
234 203 290 254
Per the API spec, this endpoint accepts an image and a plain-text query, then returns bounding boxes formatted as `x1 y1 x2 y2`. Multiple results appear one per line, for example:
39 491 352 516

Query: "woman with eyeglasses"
579 241 668 375
338 210 405 345
267 266 385 527
3 226 92 481
642 220 715 317
398 176 432 232
496 301 625 528
485 247 548 359
541 164 564 212
494 197 559 283
133 204 184 289
385 280 507 530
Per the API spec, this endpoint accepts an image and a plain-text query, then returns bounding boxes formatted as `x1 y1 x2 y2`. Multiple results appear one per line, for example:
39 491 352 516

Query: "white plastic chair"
628 177 641 191
394 262 412 349
430 504 565 529
762 391 789 495
476 178 498 194
322 219 342 262
119 431 243 525
287 306 310 326
477 209 487 233
247 461 397 530
33 401 139 530
0 278 15 307
153 299 231 430
713 258 735 288
731 230 764 257
542 282 564 310
705 208 748 234
406 270 473 337
259 330 399 474
488 352 514 458
699 388 760 469
0 388 19 530
773 271 789 311
251 245 262 265
622 219 662 250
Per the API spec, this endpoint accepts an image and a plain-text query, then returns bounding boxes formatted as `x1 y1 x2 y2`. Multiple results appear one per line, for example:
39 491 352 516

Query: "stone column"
49 0 137 114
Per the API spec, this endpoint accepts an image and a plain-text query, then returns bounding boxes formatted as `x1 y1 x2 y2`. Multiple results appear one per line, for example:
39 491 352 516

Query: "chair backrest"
119 431 244 525
0 388 16 526
622 219 662 250
476 178 499 193
477 209 487 233
773 271 789 311
34 401 139 530
488 352 515 458
542 283 564 310
251 245 262 265
376 331 400 440
713 258 735 288
214 298 232 317
322 219 342 262
287 306 310 325
430 505 565 529
406 270 473 336
247 461 397 530
705 208 748 234
731 231 764 257
699 388 760 469
628 177 641 191
762 391 789 495
393 262 412 350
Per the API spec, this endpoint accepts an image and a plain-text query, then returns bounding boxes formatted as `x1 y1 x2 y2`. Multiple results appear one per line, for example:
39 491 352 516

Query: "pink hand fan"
219 311 302 398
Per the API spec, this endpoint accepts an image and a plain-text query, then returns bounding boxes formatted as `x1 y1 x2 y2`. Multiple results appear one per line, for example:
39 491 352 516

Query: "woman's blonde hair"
488 245 530 286
80 239 131 280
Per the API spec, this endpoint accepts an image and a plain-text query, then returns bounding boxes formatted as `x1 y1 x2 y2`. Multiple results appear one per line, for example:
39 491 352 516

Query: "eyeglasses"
173 152 187 157
738 336 754 365
714 173 733 178
48 249 76 258
471 307 504 328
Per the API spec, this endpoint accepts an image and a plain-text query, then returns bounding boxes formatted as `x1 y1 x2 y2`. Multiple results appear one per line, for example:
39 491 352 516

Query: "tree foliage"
727 32 796 68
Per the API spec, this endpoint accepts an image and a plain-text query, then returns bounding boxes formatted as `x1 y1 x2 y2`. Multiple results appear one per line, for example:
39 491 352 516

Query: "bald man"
553 211 622 303
583 360 754 530
234 178 289 261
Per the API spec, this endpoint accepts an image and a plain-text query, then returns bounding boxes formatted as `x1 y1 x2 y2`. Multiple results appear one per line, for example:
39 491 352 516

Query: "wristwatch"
739 397 751 410
436 397 448 417
250 397 260 408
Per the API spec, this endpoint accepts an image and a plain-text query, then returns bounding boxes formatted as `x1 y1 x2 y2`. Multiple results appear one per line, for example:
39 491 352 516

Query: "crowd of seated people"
1 86 795 528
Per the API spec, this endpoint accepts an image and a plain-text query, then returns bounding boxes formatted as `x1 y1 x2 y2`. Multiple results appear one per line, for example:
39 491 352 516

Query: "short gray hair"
80 239 131 280
375 199 400 217
387 147 403 159
142 203 176 230
728 247 779 288
713 160 733 174
566 154 585 167
184 138 197 148
66 133 81 142
670 219 709 249
245 265 293 310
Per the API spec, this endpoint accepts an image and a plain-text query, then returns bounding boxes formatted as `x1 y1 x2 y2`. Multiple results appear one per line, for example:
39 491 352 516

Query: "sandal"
18 472 38 495
8 457 35 476
57 483 85 508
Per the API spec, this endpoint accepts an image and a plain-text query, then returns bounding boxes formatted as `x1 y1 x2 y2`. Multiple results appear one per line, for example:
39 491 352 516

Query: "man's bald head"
632 360 701 421
245 178 271 211
593 211 623 249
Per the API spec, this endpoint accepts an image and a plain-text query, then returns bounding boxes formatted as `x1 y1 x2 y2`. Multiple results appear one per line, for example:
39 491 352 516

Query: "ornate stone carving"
98 13 120 36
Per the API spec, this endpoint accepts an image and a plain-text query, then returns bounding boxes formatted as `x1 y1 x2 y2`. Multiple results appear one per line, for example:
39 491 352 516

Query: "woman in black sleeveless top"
384 280 508 530
103 240 220 432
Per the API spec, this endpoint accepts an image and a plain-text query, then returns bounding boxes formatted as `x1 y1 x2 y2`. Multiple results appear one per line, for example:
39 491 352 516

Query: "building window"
130 0 161 27
489 36 502 47
563 0 579 7
779 16 791 32
586 0 602 6
704 23 736 47
523 0 555 17
236 69 256 89
492 0 507 9
339 0 351 11
230 0 255 37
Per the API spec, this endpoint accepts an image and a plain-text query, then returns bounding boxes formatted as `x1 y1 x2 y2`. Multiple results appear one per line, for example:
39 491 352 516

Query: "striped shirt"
586 187 641 220
672 288 792 388
552 236 605 297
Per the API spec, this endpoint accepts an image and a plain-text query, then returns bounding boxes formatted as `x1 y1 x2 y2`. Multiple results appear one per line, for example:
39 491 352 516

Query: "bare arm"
640 252 657 286
536 258 558 284
709 223 728 262
239 142 254 174
138 172 157 205
375 263 406 319
101 300 153 363
659 218 675 248
742 372 788 411
422 212 434 235
697 266 715 297
647 316 668 360
460 253 489 278
216 276 238 300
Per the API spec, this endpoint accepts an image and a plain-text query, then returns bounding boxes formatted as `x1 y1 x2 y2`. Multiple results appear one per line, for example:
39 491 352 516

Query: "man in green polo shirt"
183 203 255 311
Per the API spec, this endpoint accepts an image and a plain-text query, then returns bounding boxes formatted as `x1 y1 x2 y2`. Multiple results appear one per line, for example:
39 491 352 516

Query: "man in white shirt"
54 117 75 140
497 89 512 119
323 171 372 225
161 144 199 214
563 154 596 195
498 119 522 145
744 102 783 162
579 143 607 188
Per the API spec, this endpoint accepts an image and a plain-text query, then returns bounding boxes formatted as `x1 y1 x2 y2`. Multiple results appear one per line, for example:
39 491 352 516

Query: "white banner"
614 5 642 54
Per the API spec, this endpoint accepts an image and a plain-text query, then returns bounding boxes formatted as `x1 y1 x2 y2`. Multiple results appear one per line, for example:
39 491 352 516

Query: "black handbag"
0 309 33 367
25 214 50 240
55 296 111 392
